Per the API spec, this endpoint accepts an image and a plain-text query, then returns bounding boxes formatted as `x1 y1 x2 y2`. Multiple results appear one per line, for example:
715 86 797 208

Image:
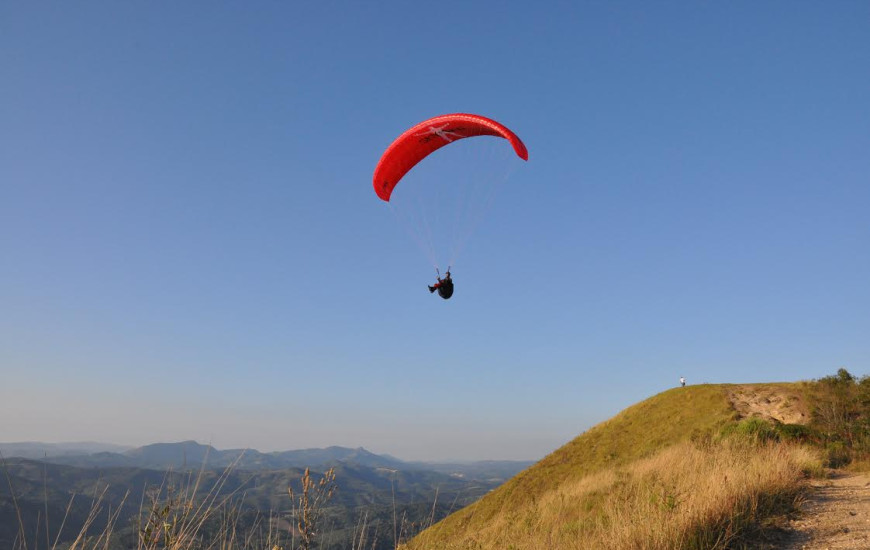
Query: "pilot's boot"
428 286 436 293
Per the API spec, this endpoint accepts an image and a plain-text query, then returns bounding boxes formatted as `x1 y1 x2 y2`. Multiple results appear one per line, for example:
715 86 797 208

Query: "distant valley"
0 440 534 550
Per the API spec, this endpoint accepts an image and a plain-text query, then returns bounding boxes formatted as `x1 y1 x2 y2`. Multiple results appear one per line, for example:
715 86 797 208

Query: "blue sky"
1 2 868 461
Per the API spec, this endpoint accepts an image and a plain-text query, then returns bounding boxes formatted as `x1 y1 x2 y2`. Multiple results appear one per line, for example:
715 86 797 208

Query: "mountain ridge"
0 440 533 475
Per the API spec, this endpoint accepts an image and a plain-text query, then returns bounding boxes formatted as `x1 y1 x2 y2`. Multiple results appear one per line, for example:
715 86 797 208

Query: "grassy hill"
404 383 818 550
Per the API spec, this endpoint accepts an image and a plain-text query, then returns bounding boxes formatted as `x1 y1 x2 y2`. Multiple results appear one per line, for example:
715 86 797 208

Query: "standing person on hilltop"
680 376 686 387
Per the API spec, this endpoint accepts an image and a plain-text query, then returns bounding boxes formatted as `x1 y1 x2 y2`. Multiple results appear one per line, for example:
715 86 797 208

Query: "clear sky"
1 2 868 461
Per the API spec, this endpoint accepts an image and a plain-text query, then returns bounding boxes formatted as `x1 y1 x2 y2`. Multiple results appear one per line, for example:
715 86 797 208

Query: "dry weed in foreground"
288 467 337 550
8 456 338 550
408 441 821 550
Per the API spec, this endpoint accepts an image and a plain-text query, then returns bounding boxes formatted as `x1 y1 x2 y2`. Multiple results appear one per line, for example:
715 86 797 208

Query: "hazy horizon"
0 438 541 463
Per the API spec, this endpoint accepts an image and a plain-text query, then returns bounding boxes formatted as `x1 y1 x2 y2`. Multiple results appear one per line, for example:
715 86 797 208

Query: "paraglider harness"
428 268 454 300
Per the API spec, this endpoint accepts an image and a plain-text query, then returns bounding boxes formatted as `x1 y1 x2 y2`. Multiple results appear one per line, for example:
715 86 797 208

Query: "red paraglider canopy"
373 113 528 202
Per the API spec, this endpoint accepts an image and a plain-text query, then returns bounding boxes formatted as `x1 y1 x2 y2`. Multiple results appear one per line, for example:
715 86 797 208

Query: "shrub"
825 441 851 469
775 423 815 443
803 368 870 464
720 418 779 443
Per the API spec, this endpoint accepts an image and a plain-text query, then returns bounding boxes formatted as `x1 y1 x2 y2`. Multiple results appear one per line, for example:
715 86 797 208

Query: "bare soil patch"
727 385 809 425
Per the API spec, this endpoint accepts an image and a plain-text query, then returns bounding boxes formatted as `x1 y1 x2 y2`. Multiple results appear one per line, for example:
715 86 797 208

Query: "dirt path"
777 471 870 549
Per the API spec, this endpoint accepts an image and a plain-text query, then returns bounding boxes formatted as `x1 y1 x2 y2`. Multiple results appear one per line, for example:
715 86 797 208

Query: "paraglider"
373 113 527 298
428 269 454 300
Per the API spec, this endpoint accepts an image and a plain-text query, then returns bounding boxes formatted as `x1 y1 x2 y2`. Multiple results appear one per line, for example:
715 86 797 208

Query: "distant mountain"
123 440 227 468
26 441 408 471
271 446 408 469
1 441 531 481
0 441 132 459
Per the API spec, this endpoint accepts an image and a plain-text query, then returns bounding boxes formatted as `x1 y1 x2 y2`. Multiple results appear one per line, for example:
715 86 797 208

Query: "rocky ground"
727 384 809 425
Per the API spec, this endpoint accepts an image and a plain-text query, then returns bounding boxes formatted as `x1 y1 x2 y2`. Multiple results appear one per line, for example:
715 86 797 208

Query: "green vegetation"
800 368 870 469
717 369 870 468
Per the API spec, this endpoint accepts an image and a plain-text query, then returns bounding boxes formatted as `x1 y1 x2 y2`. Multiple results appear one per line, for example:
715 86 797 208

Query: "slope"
406 383 808 548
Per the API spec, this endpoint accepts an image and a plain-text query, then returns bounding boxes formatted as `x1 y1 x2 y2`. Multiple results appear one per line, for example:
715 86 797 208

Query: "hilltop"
405 382 817 549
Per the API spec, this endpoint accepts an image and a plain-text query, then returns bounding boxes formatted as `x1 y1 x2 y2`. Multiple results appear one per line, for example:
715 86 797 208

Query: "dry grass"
399 384 742 545
845 458 870 473
406 441 821 550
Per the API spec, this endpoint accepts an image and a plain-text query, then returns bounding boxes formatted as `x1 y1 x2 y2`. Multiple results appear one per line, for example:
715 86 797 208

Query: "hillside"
405 383 811 549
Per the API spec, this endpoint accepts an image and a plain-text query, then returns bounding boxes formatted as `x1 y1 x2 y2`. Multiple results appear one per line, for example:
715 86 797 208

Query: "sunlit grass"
411 384 742 541
401 383 820 550
405 440 821 550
